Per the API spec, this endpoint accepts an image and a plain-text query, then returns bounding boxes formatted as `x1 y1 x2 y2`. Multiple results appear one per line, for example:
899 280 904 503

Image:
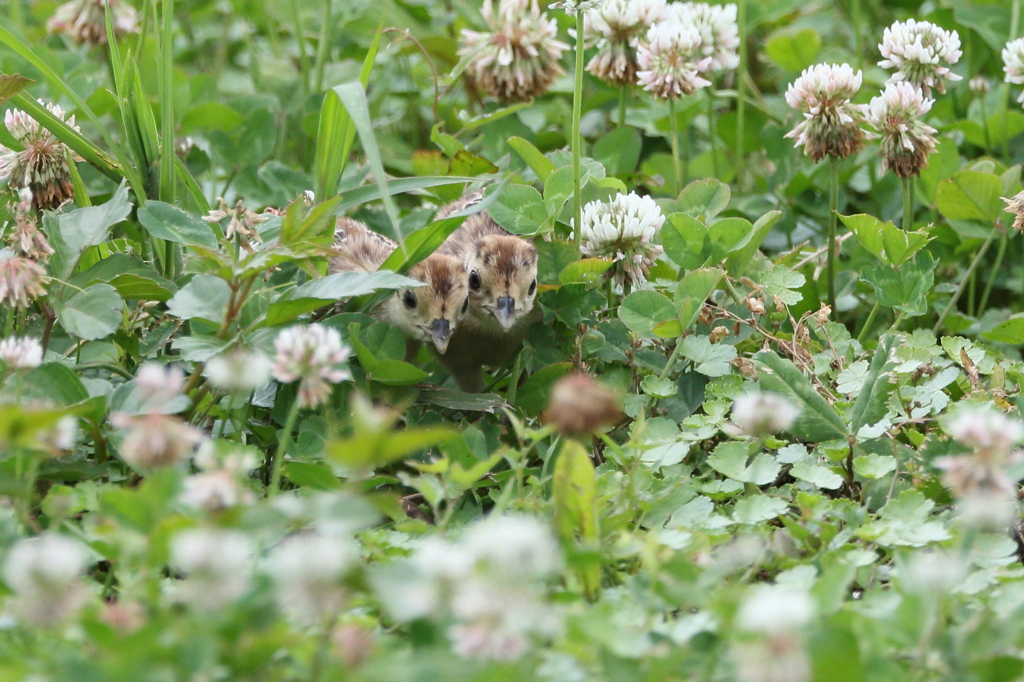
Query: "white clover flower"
47 0 139 47
732 633 811 682
935 407 1024 502
584 0 667 86
204 348 272 394
730 392 800 437
1003 190 1024 232
897 549 967 595
181 470 254 513
866 82 938 178
134 362 185 410
8 188 54 260
666 2 739 72
554 0 606 13
110 412 204 469
1004 37 1024 104
462 514 562 579
271 324 352 409
737 586 814 633
784 63 868 161
202 197 266 251
878 19 962 96
458 0 569 103
0 255 47 308
39 415 78 455
0 336 43 369
268 532 358 623
969 75 991 96
0 103 82 210
637 20 713 99
171 528 253 610
572 192 665 291
3 533 89 627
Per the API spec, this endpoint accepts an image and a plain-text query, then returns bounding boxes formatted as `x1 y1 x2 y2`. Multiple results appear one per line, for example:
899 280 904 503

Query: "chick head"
387 253 469 354
465 235 538 330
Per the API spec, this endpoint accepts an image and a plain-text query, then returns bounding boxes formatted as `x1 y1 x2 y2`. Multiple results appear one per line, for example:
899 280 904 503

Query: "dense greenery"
4 0 1024 680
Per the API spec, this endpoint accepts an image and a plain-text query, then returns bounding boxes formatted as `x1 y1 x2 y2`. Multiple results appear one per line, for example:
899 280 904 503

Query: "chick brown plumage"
434 193 541 392
330 218 469 355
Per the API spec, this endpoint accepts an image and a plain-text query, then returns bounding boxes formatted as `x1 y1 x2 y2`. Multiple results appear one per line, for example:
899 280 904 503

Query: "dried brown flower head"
543 372 622 437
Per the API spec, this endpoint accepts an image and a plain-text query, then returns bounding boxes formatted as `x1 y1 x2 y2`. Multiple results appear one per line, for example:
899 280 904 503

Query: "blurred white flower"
897 549 967 595
0 336 43 369
865 82 938 178
205 348 272 394
730 392 800 437
732 633 811 682
666 2 739 72
134 362 185 410
969 75 991 96
878 19 962 95
584 0 666 86
785 63 867 161
459 0 569 103
935 407 1024 529
0 103 82 210
171 528 253 609
272 324 353 409
462 514 562 579
0 255 47 308
1004 37 1024 103
637 20 713 99
268 533 358 623
38 415 79 455
181 470 254 513
737 586 814 633
572 192 665 291
48 0 139 47
110 412 204 469
3 533 88 627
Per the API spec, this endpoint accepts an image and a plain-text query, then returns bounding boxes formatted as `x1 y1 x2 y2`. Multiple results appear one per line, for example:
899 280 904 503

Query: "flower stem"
707 88 719 178
902 176 914 231
669 98 682 195
735 0 747 186
979 228 1008 313
269 396 302 497
572 8 585 254
618 85 628 127
856 301 880 345
1005 0 1022 162
312 0 332 92
852 0 863 71
827 158 839 314
980 91 991 150
932 229 998 333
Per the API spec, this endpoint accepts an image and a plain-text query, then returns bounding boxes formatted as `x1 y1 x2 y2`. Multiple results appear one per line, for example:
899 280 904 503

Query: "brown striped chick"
330 218 469 355
434 193 541 392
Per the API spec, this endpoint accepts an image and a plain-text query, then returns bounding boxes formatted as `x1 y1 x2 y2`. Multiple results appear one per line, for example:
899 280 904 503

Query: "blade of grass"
174 157 210 214
312 0 332 92
334 176 480 213
158 0 175 204
312 9 386 200
333 82 400 240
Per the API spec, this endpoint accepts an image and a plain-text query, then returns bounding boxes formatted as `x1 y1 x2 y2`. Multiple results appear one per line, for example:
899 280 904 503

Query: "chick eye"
528 278 537 296
461 297 470 314
403 291 417 309
469 271 482 291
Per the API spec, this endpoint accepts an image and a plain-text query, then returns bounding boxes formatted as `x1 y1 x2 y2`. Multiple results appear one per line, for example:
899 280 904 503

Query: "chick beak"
429 318 451 354
495 295 516 330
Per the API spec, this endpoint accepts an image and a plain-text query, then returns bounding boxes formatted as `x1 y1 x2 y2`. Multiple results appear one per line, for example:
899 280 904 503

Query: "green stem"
827 158 839 314
669 98 682 195
852 0 863 71
902 176 914 231
9 0 21 32
269 397 302 497
932 230 998 333
707 88 719 178
312 0 332 92
856 302 880 345
735 0 747 186
572 8 585 254
1004 0 1021 163
618 85 628 127
979 229 1008 313
980 92 991 150
659 340 684 379
291 0 310 93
